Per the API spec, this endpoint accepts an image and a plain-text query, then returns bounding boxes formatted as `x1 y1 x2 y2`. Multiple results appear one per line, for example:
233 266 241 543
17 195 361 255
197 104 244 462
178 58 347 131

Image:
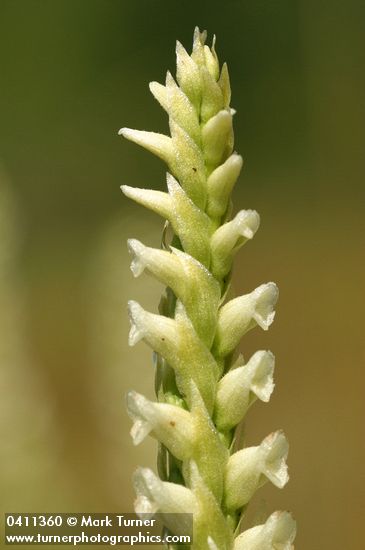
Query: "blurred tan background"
0 1 364 548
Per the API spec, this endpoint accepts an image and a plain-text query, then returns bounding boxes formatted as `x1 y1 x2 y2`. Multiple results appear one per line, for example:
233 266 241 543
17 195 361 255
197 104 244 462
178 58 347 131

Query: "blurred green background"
0 0 364 548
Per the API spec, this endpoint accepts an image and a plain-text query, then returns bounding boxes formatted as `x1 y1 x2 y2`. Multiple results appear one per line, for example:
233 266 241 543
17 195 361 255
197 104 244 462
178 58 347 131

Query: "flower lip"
127 300 147 346
127 239 147 277
267 510 297 547
261 430 289 488
249 350 275 402
126 391 153 445
252 282 279 330
235 209 260 240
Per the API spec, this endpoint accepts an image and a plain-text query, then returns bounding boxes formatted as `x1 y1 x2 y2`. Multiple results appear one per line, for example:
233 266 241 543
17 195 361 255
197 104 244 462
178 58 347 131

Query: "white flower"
214 350 275 431
133 467 196 537
225 430 289 510
210 209 260 279
233 511 296 550
126 391 195 460
214 282 279 357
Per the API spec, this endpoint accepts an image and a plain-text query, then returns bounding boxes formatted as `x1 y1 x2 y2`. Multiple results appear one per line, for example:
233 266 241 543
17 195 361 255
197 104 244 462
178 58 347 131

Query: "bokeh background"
1 1 364 548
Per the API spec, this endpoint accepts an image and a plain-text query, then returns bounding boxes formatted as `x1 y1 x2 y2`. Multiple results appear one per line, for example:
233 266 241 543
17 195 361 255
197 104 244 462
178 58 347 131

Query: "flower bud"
200 66 224 123
210 209 260 279
213 282 279 357
149 71 200 143
202 110 233 168
176 40 201 110
206 153 243 219
119 128 173 164
127 391 195 460
233 511 296 550
169 119 206 208
225 431 289 510
204 40 219 80
191 27 207 67
218 63 231 108
120 185 172 220
166 173 212 267
214 350 275 431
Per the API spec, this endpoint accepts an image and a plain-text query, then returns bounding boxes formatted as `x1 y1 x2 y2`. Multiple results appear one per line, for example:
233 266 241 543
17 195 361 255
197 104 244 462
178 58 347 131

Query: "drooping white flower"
126 391 195 460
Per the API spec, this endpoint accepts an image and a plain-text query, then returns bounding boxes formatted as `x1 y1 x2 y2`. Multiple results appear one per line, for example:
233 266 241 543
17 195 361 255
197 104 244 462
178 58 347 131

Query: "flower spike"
120 28 296 549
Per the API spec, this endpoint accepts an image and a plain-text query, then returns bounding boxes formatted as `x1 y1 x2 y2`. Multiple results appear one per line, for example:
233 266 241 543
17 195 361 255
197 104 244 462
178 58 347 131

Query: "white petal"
127 301 148 346
127 239 148 277
246 350 275 403
251 283 279 330
260 431 289 488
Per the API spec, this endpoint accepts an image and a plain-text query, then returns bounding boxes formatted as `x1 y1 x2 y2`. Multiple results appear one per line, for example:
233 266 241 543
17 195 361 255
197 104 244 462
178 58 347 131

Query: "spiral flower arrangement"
120 28 296 550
